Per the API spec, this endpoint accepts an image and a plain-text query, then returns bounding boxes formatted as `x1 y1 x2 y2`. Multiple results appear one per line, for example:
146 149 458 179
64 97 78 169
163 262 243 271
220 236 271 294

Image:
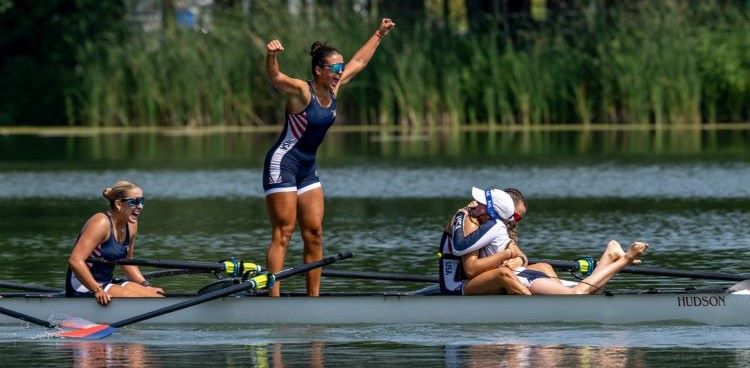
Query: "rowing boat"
2 288 749 326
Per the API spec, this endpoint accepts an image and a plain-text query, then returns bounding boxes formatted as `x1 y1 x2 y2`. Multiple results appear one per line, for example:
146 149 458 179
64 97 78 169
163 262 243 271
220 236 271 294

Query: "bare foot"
605 240 625 258
603 240 639 264
623 242 649 264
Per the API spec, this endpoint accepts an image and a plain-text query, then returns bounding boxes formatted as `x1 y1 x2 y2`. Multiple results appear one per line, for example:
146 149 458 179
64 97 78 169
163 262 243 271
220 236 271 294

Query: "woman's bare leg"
463 267 531 295
569 242 648 294
527 262 561 283
530 242 649 295
297 187 324 297
266 192 298 296
108 283 163 297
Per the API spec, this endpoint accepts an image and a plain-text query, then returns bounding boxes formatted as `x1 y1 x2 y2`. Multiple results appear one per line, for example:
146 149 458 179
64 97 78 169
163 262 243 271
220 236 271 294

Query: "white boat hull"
1 293 748 326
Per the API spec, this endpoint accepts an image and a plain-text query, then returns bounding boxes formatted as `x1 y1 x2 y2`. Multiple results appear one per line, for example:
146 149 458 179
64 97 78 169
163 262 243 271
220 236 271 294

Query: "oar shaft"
89 257 225 271
322 270 438 283
110 252 353 328
530 258 750 282
0 306 56 328
0 281 60 292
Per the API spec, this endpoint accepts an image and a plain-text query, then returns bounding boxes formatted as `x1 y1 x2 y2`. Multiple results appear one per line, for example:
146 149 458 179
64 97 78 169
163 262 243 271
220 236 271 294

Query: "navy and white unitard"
263 82 337 195
66 213 130 296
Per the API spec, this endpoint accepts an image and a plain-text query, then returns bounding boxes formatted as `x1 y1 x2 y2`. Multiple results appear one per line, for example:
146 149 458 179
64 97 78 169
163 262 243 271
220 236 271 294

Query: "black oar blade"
61 251 353 339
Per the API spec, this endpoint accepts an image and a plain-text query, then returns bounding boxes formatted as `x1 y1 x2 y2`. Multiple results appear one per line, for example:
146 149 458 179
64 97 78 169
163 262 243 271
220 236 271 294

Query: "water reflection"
1 129 748 169
444 344 638 368
64 342 152 368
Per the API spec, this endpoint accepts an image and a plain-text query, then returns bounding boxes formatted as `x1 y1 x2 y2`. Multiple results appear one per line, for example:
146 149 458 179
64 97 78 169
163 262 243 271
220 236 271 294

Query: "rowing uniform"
65 213 130 296
439 210 549 294
439 210 513 294
262 81 337 196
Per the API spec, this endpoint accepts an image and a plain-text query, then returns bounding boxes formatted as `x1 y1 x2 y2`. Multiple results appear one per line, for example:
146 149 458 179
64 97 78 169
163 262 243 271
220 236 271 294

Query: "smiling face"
315 53 344 90
115 187 144 224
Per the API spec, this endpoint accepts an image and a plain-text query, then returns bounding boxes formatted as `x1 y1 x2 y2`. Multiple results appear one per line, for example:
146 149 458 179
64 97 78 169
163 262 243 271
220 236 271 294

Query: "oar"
0 281 61 293
322 269 438 283
60 251 354 339
142 269 208 280
88 257 262 277
0 306 56 329
530 258 750 282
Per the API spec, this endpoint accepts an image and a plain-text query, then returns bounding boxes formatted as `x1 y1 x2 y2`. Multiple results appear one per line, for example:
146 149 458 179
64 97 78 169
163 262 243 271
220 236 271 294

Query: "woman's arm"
121 224 145 284
121 227 165 294
451 215 509 256
461 248 516 279
265 39 309 98
68 214 111 304
336 18 395 88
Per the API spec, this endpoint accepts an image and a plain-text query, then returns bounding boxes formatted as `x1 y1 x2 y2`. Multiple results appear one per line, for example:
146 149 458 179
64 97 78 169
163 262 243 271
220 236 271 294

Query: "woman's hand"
94 288 111 306
266 39 285 55
502 257 525 270
376 18 395 38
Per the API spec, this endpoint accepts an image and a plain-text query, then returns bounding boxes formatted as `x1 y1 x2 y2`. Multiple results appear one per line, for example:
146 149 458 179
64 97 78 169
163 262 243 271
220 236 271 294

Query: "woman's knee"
301 226 323 243
272 224 296 244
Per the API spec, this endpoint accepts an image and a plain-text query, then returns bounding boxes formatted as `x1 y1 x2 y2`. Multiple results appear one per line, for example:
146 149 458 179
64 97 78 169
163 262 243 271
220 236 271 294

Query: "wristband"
375 31 385 39
91 286 104 294
140 280 150 287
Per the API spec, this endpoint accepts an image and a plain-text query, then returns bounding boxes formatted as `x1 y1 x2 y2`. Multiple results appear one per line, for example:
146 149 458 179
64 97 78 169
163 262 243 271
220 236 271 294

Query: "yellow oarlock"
249 273 275 290
221 260 262 277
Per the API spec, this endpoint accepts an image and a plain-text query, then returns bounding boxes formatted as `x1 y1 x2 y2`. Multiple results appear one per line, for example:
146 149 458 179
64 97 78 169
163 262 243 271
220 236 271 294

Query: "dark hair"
503 187 527 209
503 187 525 242
310 41 340 76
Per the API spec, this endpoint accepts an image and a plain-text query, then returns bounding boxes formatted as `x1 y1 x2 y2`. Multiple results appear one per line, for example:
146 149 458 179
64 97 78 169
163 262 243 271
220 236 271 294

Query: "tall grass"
70 1 750 128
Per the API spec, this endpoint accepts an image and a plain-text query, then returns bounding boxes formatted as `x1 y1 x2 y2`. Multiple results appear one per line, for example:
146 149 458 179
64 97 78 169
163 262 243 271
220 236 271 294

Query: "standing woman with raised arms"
263 18 395 296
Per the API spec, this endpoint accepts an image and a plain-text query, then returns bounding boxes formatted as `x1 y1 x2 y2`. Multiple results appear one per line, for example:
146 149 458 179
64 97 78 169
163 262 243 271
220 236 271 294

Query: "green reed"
71 1 750 128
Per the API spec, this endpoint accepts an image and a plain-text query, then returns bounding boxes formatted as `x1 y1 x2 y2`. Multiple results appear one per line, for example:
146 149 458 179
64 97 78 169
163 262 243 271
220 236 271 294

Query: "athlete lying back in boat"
439 187 648 295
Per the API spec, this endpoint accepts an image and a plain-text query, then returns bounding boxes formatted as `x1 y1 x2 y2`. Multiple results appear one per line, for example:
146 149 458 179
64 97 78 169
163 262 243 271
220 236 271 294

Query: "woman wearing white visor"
439 187 648 295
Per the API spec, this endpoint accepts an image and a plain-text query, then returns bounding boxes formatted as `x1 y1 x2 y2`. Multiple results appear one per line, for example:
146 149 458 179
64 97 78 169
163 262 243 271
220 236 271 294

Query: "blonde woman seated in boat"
440 186 649 295
66 181 164 305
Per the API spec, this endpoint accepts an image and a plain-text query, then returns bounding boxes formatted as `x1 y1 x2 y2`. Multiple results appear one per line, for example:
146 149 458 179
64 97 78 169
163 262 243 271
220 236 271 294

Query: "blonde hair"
102 180 140 208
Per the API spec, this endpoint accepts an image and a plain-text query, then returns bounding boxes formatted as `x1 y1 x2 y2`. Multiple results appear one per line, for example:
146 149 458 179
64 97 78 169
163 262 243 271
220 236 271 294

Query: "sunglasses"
120 197 145 207
323 63 345 74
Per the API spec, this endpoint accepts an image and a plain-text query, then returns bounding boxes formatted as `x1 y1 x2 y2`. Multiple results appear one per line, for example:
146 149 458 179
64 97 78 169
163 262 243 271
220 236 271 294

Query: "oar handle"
530 258 750 282
109 251 353 329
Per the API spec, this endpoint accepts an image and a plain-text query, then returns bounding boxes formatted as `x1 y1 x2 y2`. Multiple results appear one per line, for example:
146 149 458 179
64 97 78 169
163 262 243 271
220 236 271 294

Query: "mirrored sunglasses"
324 63 345 74
121 197 145 207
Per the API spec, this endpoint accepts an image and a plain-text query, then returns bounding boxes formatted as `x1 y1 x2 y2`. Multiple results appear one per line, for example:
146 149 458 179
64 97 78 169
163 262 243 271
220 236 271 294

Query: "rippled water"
1 131 750 367
2 162 750 199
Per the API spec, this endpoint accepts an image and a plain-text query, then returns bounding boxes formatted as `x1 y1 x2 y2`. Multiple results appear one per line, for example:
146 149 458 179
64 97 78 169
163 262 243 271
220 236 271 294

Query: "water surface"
1 130 749 367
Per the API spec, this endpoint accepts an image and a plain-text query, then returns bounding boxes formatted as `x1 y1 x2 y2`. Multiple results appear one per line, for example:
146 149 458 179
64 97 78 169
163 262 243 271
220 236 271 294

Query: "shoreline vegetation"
2 1 749 129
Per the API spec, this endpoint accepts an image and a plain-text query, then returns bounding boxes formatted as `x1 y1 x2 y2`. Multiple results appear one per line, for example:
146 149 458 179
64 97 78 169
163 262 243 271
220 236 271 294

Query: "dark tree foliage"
0 0 126 125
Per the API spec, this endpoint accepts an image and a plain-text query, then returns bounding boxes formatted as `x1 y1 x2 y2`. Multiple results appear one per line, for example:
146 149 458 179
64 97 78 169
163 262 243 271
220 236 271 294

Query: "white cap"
471 187 515 221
